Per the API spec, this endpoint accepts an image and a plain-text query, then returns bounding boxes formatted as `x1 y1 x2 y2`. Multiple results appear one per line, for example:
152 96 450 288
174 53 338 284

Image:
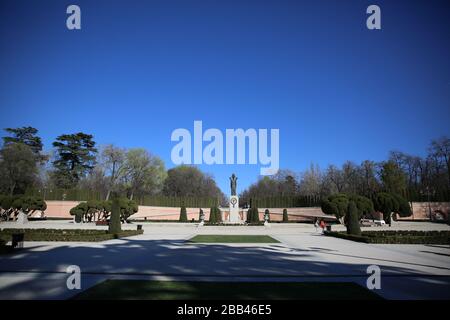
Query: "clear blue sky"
0 0 449 195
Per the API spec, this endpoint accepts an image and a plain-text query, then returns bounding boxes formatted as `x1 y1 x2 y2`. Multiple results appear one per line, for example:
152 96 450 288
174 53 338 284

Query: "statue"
230 173 238 196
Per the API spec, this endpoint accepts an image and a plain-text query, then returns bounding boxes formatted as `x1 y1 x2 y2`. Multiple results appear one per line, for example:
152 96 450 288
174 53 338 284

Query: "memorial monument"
228 173 241 222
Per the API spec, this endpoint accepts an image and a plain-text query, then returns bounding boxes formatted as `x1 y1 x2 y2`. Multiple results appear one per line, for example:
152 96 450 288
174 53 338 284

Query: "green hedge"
0 229 143 242
325 230 450 244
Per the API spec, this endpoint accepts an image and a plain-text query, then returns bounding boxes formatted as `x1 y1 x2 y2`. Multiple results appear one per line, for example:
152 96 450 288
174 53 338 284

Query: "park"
0 128 449 300
1 0 450 304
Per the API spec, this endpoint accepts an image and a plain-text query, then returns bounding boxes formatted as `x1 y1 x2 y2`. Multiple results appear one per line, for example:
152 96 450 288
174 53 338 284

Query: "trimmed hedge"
325 230 450 245
0 228 144 242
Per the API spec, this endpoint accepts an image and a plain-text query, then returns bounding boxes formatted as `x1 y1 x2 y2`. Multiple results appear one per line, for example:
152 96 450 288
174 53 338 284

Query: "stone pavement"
0 222 449 299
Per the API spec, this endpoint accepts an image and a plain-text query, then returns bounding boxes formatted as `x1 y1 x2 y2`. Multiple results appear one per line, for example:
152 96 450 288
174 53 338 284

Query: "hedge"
0 229 144 242
324 230 450 245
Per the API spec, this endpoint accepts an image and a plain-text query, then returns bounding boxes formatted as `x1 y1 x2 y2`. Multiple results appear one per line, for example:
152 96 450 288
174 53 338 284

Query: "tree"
3 127 46 162
100 145 127 200
0 143 38 195
123 148 166 200
162 165 223 199
346 202 361 236
282 208 288 222
380 161 407 195
321 193 373 226
179 206 188 222
299 163 323 197
52 133 97 188
429 136 450 188
108 196 122 234
373 192 397 226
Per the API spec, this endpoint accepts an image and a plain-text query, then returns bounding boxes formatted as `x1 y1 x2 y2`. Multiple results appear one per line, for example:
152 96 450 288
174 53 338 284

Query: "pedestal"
229 195 240 223
16 211 28 224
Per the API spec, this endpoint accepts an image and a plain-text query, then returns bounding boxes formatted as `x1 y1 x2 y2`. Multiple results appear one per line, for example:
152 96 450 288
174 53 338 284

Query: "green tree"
100 144 127 200
380 161 407 195
52 133 98 188
321 193 373 229
3 127 46 161
123 148 166 200
0 143 38 195
373 192 397 226
163 165 224 200
282 208 288 222
179 206 188 222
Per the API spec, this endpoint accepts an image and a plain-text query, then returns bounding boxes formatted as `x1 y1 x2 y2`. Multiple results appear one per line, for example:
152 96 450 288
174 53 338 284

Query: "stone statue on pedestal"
230 173 237 196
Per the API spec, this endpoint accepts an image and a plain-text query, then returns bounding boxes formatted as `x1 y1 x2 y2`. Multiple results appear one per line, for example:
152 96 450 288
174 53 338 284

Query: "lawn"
73 280 381 300
188 235 279 243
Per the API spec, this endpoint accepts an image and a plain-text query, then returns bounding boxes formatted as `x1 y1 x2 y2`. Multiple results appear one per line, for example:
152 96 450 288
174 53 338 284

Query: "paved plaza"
0 221 449 300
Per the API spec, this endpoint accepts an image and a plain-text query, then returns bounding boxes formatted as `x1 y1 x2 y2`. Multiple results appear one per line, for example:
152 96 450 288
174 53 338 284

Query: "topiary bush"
0 195 47 221
108 197 122 235
246 207 260 223
282 208 288 222
346 202 362 236
179 206 188 222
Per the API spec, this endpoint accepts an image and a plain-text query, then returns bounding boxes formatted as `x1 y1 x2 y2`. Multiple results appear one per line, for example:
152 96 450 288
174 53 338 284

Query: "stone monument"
16 211 28 224
229 173 240 222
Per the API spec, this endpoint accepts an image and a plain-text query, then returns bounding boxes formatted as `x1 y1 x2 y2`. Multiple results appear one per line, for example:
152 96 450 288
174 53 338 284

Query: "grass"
188 235 279 243
73 280 381 300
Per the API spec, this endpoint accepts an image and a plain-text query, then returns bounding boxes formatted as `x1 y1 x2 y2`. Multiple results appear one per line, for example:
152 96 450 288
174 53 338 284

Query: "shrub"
108 197 122 234
282 208 288 222
0 195 47 221
247 207 260 223
208 207 221 223
0 229 143 242
179 206 188 222
346 202 361 236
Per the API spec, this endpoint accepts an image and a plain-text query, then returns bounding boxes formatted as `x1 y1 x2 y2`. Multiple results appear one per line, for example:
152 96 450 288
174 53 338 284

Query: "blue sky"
0 0 449 195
